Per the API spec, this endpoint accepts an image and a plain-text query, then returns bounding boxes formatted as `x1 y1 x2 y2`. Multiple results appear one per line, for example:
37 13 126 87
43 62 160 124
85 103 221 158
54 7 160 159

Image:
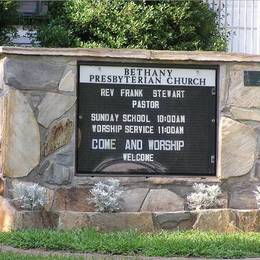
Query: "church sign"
77 62 217 176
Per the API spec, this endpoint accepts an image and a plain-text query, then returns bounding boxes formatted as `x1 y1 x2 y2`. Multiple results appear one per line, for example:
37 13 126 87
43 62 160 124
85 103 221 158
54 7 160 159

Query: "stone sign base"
1 195 260 233
1 47 260 232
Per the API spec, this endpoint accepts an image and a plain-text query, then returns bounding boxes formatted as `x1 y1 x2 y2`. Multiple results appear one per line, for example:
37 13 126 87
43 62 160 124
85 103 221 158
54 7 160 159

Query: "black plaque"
77 62 217 176
244 71 260 86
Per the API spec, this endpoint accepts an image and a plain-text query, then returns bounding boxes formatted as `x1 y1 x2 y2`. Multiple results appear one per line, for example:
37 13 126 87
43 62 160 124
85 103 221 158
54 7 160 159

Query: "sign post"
77 62 217 176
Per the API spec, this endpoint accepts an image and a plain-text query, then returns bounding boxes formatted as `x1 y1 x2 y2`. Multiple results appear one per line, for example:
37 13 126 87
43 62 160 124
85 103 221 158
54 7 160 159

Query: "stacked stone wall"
0 58 4 180
0 48 260 231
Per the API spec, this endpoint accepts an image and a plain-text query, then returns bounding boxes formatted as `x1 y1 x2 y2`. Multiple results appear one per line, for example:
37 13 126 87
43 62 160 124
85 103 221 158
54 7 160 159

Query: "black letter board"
77 62 217 176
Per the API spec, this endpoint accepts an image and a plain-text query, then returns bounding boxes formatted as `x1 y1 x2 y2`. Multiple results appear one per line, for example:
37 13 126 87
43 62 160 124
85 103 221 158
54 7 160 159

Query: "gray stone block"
220 117 257 179
58 211 92 230
37 93 76 128
154 212 195 230
231 106 260 122
4 57 65 90
54 143 75 167
229 189 257 209
51 187 95 211
227 64 260 108
192 209 238 232
14 210 59 230
141 189 184 212
59 65 76 92
45 163 72 185
43 118 74 156
0 59 4 90
58 212 155 232
121 188 149 212
88 212 154 232
255 160 260 179
3 89 40 178
235 209 260 232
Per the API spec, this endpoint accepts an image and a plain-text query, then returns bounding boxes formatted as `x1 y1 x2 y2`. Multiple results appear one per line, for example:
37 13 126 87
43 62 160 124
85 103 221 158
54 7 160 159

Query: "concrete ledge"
1 47 260 62
55 209 260 232
2 206 260 232
1 191 257 233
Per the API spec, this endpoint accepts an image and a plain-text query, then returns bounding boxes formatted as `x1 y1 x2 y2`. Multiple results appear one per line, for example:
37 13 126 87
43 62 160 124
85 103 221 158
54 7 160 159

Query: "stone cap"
1 46 260 63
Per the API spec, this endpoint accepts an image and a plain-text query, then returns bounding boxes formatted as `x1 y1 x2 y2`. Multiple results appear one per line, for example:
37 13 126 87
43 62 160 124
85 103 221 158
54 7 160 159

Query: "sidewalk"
0 245 259 260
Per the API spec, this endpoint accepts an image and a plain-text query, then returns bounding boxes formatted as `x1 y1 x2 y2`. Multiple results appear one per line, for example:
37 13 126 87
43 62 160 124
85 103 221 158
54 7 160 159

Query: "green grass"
0 229 260 258
0 252 83 260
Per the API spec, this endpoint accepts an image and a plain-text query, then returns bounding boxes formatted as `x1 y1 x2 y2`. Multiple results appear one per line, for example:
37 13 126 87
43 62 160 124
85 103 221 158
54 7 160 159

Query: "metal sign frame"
76 61 218 177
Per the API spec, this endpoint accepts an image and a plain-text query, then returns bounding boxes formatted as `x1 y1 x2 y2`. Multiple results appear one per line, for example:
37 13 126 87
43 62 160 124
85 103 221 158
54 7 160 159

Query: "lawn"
0 252 83 260
0 229 260 258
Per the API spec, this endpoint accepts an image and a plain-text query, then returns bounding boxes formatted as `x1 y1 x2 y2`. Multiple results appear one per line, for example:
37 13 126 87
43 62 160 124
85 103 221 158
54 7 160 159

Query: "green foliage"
34 19 80 48
36 0 228 50
1 229 260 258
0 0 18 45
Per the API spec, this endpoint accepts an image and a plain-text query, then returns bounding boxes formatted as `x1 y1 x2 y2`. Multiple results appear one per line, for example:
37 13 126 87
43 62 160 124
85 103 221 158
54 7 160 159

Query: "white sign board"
80 65 216 87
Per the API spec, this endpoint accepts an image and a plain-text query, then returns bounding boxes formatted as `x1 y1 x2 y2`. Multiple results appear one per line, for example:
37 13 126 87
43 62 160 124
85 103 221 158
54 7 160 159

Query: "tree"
0 0 18 45
36 0 228 51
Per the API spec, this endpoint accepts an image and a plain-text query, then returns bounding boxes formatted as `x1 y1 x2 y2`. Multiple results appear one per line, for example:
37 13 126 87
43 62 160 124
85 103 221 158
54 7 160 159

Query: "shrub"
89 179 123 212
12 182 48 210
35 0 228 51
34 18 80 48
187 183 222 210
0 0 18 45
